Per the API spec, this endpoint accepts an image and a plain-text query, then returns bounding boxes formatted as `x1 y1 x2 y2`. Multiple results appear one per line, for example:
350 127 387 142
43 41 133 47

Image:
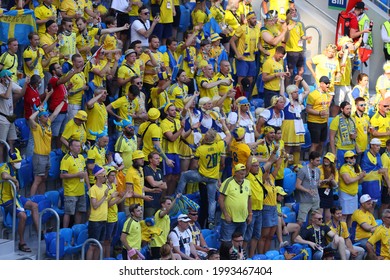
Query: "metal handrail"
305 25 322 55
1 180 18 250
81 238 103 260
37 208 60 260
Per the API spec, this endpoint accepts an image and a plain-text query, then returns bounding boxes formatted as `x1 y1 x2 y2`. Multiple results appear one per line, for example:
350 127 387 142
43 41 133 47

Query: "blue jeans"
176 170 218 223
244 210 262 242
220 218 247 242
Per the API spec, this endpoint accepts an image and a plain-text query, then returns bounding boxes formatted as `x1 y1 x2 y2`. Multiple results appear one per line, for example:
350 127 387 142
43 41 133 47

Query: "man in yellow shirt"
230 127 251 174
176 127 232 229
329 101 357 168
34 0 57 35
229 11 260 87
216 60 235 114
306 76 333 154
367 209 390 260
23 32 51 95
161 103 184 194
114 119 137 173
125 150 153 216
262 46 289 107
117 49 140 96
40 20 60 87
87 129 111 185
219 163 252 242
167 69 188 111
151 0 175 45
28 100 65 196
370 98 390 152
0 38 19 83
86 87 108 145
197 63 231 99
120 203 143 259
60 139 90 228
60 109 88 152
352 97 370 163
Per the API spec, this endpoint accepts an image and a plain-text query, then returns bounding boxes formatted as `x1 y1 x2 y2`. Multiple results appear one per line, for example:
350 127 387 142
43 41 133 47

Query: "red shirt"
48 76 68 113
24 84 41 119
349 13 359 42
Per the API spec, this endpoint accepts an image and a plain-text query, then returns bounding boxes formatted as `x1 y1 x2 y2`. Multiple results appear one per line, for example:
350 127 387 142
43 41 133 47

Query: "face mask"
347 160 355 166
13 162 21 169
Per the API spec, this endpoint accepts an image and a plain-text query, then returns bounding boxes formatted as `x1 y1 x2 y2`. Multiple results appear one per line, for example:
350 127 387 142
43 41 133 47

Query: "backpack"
335 11 353 45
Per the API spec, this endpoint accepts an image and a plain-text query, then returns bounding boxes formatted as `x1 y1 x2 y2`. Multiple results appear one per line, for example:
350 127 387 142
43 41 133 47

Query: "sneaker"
208 222 215 230
279 241 289 249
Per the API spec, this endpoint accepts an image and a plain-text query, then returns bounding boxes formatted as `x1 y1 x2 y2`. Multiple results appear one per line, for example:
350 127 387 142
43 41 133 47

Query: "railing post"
36 208 60 260
81 238 103 260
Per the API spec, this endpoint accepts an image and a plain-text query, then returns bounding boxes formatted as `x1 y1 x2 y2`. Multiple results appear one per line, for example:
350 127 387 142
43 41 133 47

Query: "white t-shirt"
228 111 256 144
0 81 21 124
111 0 129 13
130 19 151 47
168 227 193 257
260 109 284 127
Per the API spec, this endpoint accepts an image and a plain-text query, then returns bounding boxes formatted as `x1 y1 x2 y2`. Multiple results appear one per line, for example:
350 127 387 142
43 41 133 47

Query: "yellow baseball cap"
132 150 145 160
234 163 246 171
74 110 88 121
344 150 356 158
324 152 335 163
276 186 287 196
148 108 161 121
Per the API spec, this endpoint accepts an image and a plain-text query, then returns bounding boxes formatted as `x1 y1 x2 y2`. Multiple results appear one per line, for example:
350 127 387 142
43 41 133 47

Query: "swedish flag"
0 9 37 45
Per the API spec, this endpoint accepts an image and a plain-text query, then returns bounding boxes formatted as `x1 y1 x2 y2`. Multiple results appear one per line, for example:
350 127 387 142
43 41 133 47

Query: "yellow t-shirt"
167 83 187 110
195 140 225 179
150 87 169 109
60 153 86 196
107 183 118 223
176 43 196 79
215 72 233 114
192 9 208 27
0 164 15 204
375 74 390 104
197 75 218 99
91 59 108 87
150 209 170 248
140 51 165 85
311 54 339 85
339 164 361 195
0 52 18 82
76 28 100 60
111 96 140 122
117 63 140 96
327 220 350 244
370 111 390 148
32 119 52 156
307 90 332 124
234 23 261 61
60 0 85 32
224 10 241 37
68 72 86 105
137 122 162 161
161 118 181 154
237 2 253 19
86 102 108 141
23 47 45 79
285 22 304 52
87 145 107 183
318 165 339 189
89 184 109 222
59 32 77 64
115 135 137 173
262 56 284 91
352 112 370 152
263 178 277 206
34 4 57 34
329 115 356 151
209 5 225 24
158 0 174 24
40 33 59 71
122 217 141 250
125 166 144 207
230 139 251 173
351 209 377 241
61 119 87 151
246 171 264 211
220 177 251 222
368 225 390 260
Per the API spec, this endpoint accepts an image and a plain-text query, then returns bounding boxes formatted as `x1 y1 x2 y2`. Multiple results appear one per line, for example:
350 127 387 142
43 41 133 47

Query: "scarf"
337 114 356 146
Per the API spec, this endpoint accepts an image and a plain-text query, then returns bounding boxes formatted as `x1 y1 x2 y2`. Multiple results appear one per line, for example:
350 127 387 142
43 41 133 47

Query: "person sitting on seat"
0 149 40 253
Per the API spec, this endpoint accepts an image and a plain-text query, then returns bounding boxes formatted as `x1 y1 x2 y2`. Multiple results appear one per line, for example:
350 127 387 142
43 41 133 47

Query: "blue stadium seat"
265 250 280 260
179 5 191 32
252 254 268 260
65 228 88 257
44 232 65 259
283 168 296 195
284 212 297 223
37 198 53 224
17 156 33 190
14 118 30 147
45 190 65 216
204 233 220 249
48 149 63 180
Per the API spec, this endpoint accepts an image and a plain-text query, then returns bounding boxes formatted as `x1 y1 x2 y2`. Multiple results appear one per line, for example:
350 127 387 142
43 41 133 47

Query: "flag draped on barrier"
0 9 37 45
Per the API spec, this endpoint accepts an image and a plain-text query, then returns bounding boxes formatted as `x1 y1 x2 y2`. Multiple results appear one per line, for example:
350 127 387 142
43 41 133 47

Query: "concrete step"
0 239 14 255
0 251 36 260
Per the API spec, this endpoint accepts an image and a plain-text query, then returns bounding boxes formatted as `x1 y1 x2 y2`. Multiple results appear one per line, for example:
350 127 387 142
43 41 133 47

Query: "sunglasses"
358 104 367 107
233 239 244 242
315 217 323 221
188 213 198 216
136 82 143 85
143 12 150 15
384 105 390 108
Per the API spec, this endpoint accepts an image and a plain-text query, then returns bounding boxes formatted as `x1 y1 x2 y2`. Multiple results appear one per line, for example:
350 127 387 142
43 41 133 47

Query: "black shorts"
287 51 304 70
381 186 390 204
116 11 130 35
307 121 328 143
173 5 181 28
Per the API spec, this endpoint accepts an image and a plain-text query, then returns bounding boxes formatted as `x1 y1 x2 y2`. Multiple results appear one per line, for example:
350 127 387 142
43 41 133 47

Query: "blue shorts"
88 221 106 242
104 221 118 241
262 205 278 228
51 113 67 137
163 154 181 175
1 196 29 215
236 60 257 77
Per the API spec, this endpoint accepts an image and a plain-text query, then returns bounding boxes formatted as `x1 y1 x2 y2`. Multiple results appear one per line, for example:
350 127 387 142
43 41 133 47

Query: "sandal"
18 243 32 252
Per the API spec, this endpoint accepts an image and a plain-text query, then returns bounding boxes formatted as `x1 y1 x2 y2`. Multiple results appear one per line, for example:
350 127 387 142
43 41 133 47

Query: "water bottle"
57 11 62 25
369 20 373 31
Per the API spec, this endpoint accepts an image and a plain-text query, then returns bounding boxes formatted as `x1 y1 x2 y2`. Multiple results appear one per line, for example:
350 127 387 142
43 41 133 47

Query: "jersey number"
206 153 219 168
